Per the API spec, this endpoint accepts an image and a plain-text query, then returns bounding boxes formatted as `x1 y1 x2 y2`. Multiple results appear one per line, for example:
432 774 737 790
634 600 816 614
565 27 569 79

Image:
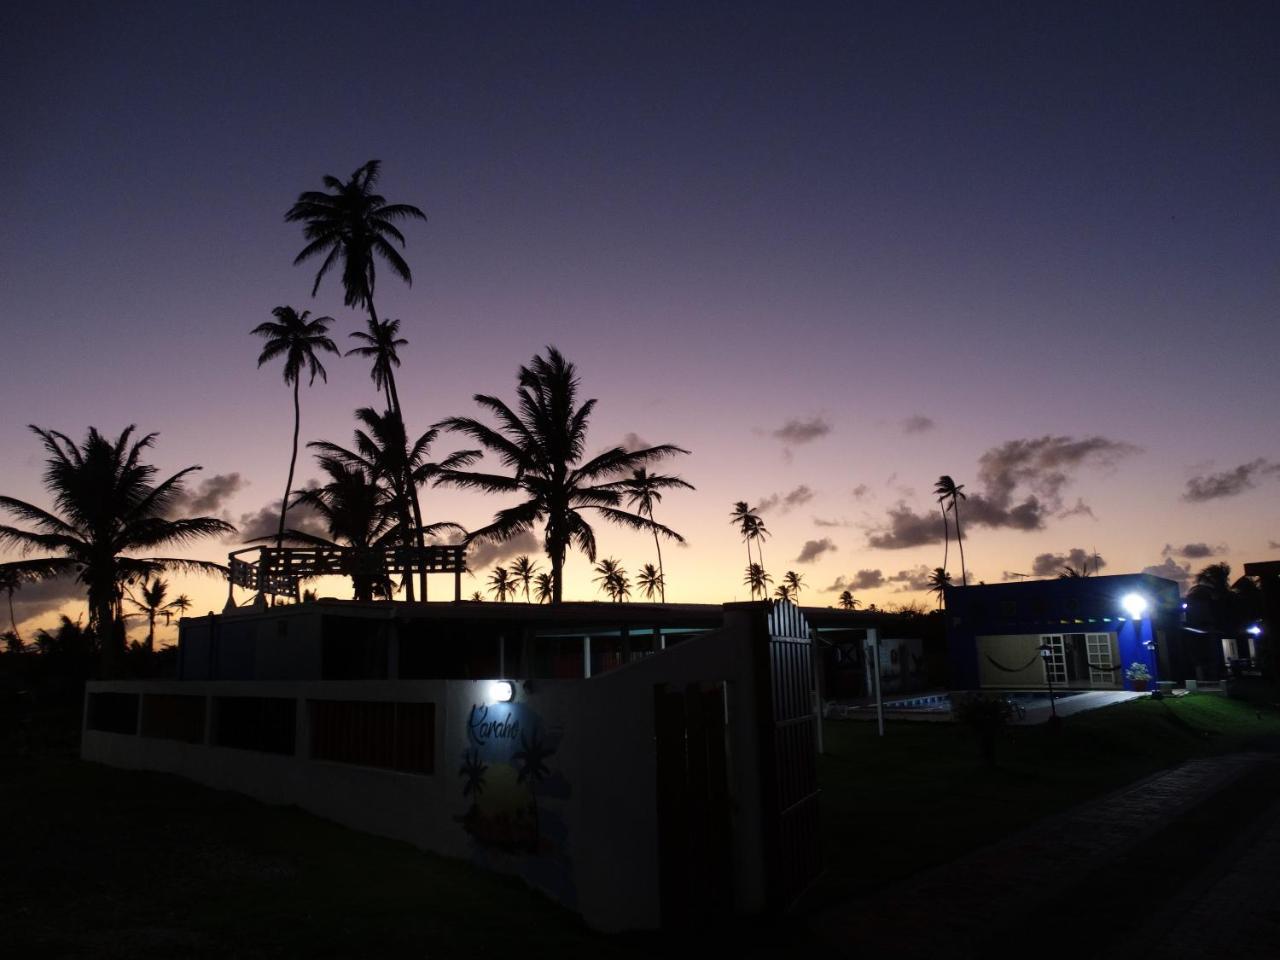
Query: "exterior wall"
83 609 775 932
976 634 1047 688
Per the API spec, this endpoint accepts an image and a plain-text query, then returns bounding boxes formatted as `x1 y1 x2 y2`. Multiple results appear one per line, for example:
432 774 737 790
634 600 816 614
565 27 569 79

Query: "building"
944 573 1183 692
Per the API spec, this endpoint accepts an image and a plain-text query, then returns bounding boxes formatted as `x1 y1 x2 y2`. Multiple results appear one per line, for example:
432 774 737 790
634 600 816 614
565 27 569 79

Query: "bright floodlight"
1247 624 1262 636
487 680 515 703
1121 593 1149 619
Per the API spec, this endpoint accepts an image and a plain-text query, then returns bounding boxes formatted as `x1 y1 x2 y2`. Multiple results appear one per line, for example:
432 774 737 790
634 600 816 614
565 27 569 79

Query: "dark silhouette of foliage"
838 590 859 610
636 563 664 601
934 476 967 586
0 427 233 676
434 348 687 603
623 468 693 602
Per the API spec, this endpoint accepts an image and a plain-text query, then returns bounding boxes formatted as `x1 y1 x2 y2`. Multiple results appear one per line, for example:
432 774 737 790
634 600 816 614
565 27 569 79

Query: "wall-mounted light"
1121 593 1149 620
1247 624 1262 637
487 680 515 703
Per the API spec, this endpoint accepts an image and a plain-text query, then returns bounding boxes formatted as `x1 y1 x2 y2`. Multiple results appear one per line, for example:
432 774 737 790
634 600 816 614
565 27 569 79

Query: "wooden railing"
227 544 466 600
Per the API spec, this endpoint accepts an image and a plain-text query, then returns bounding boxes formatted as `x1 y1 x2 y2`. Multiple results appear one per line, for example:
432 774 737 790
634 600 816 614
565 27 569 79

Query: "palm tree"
636 563 664 601
512 728 555 852
783 570 804 599
838 590 859 610
470 591 484 602
744 562 772 600
934 476 968 585
459 748 488 801
730 502 760 567
624 468 693 602
1058 564 1089 579
0 566 25 641
434 348 688 603
593 558 629 602
0 426 233 676
165 593 192 624
126 576 172 654
275 457 400 601
311 408 475 600
252 306 339 556
511 555 539 602
938 490 951 579
773 583 794 602
927 566 952 608
346 317 408 416
534 572 554 604
488 566 516 602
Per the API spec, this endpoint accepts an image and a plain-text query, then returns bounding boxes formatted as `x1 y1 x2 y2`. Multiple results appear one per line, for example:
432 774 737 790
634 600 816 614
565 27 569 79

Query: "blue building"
944 573 1182 692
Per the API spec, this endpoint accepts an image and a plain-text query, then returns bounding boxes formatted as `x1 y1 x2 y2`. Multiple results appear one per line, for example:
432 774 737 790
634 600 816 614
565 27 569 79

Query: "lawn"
3 693 1278 956
812 692 1280 908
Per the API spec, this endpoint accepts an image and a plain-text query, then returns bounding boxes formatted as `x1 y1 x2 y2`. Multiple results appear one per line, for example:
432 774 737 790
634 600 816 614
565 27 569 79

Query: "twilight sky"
2 1 1277 641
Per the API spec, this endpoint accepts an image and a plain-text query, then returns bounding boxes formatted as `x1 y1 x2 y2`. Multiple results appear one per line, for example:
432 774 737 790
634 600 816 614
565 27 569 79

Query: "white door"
1086 633 1115 687
1040 634 1067 685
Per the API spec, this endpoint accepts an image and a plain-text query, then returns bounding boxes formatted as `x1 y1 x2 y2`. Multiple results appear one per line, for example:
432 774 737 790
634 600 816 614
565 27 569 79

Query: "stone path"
812 753 1277 957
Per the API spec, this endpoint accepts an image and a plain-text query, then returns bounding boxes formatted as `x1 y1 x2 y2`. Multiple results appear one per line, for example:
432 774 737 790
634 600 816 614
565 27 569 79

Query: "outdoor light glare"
1247 624 1262 636
1121 593 1149 619
487 680 515 703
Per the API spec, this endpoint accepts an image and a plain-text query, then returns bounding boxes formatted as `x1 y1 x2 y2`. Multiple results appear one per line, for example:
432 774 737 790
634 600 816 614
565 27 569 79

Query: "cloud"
901 415 935 435
234 489 327 542
620 432 651 452
851 484 869 500
772 417 831 446
1142 558 1192 592
813 517 851 528
823 569 886 592
795 538 836 563
165 472 245 518
1029 548 1106 578
9 574 86 627
887 565 934 592
1183 460 1280 502
1162 542 1223 560
756 485 815 514
1271 541 1280 550
1057 498 1096 520
467 530 541 571
866 434 1138 549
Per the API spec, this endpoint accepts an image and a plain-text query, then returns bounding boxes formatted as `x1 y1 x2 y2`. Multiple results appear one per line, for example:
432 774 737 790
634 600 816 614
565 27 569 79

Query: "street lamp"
1038 642 1059 723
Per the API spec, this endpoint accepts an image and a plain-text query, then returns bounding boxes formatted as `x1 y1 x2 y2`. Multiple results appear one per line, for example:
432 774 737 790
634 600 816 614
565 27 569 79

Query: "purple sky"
2 1 1277 637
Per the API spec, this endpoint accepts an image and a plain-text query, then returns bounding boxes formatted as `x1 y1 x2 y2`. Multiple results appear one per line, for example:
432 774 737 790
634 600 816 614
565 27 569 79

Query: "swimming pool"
843 690 1085 715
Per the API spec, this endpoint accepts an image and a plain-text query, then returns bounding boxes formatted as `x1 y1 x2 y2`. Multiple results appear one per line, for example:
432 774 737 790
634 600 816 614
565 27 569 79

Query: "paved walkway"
812 753 1278 957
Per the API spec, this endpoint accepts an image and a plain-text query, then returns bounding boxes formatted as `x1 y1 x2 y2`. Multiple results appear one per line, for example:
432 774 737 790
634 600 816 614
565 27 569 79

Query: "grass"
812 692 1280 908
3 693 1278 955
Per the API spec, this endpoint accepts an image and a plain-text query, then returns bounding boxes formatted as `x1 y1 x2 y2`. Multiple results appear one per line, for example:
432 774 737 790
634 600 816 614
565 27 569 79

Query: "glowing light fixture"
1121 593 1149 620
1247 624 1262 637
487 680 515 703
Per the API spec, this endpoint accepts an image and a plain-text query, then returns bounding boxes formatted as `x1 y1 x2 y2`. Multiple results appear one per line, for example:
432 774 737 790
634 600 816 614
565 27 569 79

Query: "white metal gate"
1086 633 1115 687
1040 634 1067 685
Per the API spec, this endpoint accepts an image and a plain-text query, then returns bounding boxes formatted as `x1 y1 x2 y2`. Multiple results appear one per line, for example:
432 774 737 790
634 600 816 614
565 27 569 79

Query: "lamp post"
1038 642 1059 723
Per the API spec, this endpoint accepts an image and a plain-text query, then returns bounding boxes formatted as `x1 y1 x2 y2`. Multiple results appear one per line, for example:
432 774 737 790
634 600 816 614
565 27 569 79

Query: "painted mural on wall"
456 697 575 904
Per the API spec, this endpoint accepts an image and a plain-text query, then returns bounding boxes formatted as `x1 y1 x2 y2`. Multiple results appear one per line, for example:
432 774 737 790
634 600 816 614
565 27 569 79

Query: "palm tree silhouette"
773 583 794 602
927 566 952 608
459 748 488 800
783 570 804 599
252 306 339 559
346 317 408 417
311 408 475 600
838 590 859 610
434 348 688 603
470 591 484 602
276 457 400 601
534 572 554 604
488 566 516 601
730 502 760 568
934 476 968 586
512 728 556 852
624 468 693 602
126 576 173 654
637 563 664 601
166 593 192 625
510 555 539 602
592 558 629 601
938 490 951 580
0 566 26 642
0 426 233 676
744 562 772 600
1058 564 1088 578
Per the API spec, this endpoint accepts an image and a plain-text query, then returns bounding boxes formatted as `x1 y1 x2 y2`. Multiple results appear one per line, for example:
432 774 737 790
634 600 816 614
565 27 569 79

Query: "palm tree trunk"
940 504 950 577
954 500 967 586
146 610 156 655
277 379 301 553
7 587 19 641
650 507 666 602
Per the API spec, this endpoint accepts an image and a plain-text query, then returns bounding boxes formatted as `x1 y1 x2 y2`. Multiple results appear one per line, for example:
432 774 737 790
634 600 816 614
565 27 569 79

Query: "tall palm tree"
126 577 172 654
275 457 400 601
749 514 771 574
927 566 952 608
783 570 804 599
593 558 629 601
773 583 794 602
510 555 539 602
938 490 951 579
624 468 693 602
346 317 408 416
434 348 688 603
0 566 25 641
311 408 476 601
534 572 554 604
934 476 968 585
744 563 772 600
730 502 761 568
838 590 859 610
0 426 233 676
252 306 339 555
165 593 192 625
488 566 516 602
636 563 664 601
